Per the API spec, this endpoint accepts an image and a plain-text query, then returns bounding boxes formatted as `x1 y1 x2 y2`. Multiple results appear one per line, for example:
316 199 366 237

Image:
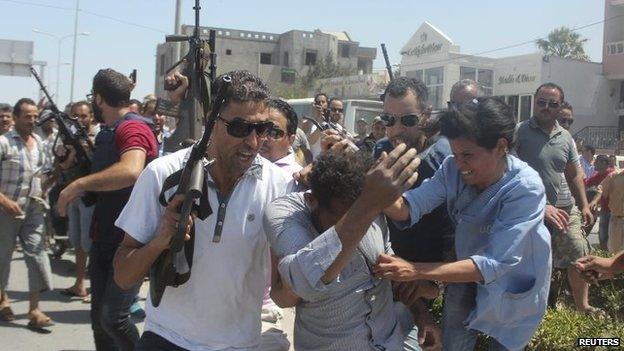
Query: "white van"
286 98 383 134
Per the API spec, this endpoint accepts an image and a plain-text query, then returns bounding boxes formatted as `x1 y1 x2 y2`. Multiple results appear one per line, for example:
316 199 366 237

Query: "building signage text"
401 43 443 57
498 73 536 85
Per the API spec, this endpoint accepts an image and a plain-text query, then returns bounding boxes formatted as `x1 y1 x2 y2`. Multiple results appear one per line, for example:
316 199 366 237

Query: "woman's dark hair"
440 97 516 150
310 152 374 207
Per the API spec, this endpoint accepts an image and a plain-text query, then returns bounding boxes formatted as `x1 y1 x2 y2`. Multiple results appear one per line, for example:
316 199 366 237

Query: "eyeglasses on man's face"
536 98 561 109
379 112 422 128
217 115 274 138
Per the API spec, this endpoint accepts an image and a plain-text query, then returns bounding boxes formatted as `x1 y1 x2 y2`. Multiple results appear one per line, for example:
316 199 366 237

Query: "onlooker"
57 69 158 351
303 93 328 159
354 118 369 142
557 101 574 131
0 98 54 328
586 155 616 250
0 103 13 135
357 116 386 154
261 98 302 176
141 99 170 157
515 82 597 314
328 97 345 128
594 168 624 253
580 145 596 179
60 101 98 301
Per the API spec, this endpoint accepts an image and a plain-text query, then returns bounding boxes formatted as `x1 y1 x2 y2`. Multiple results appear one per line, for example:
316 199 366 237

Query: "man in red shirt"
586 155 616 250
57 69 158 351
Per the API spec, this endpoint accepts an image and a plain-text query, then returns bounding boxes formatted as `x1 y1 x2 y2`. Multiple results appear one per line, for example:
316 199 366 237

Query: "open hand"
373 253 419 281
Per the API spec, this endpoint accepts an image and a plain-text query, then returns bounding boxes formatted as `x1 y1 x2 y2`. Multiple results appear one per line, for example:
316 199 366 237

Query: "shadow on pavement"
43 309 90 324
49 256 77 278
5 289 86 303
0 320 53 334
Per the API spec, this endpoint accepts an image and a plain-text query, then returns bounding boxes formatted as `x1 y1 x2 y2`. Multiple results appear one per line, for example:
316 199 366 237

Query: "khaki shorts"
549 206 591 269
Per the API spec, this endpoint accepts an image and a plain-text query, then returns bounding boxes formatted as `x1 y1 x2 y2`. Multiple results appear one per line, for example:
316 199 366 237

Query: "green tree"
301 52 356 89
536 26 590 61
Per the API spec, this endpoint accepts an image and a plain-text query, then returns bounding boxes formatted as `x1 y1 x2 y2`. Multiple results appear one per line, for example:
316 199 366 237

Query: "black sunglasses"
536 99 561 109
217 115 274 138
379 113 421 127
558 118 573 126
330 108 343 113
267 127 286 139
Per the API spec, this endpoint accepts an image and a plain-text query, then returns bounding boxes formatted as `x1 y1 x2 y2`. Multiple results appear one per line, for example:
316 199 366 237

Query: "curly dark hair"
310 152 374 207
213 70 270 109
383 76 428 109
440 97 516 150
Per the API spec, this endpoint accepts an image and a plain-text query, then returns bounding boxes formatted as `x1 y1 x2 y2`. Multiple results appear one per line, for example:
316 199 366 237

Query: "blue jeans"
599 211 611 250
441 283 510 351
89 241 140 351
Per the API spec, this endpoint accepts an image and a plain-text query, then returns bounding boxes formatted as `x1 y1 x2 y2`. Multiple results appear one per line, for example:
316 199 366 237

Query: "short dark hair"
583 144 596 155
314 93 328 104
595 154 609 164
383 76 428 110
129 99 142 108
92 68 133 107
535 82 565 102
440 97 516 150
141 99 157 115
560 101 573 113
213 70 270 111
13 98 37 117
70 100 92 115
310 152 374 207
0 103 12 114
450 79 483 100
267 98 298 135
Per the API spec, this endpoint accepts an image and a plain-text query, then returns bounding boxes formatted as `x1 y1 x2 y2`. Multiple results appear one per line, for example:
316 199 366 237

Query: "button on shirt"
514 117 580 207
263 192 409 351
115 148 290 350
0 130 45 207
397 155 551 350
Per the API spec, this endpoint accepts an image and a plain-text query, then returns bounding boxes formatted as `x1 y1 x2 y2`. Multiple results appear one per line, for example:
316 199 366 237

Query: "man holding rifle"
56 69 158 351
113 70 292 350
0 98 53 329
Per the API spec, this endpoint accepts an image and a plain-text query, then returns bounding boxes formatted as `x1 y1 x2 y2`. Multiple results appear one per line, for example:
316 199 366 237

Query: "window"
225 31 230 36
305 51 317 66
240 32 245 37
226 49 232 55
269 35 274 40
283 52 289 67
340 44 350 58
424 67 444 109
506 95 519 121
254 34 259 39
218 30 223 35
260 53 272 65
460 67 476 81
477 69 493 96
247 33 252 38
262 35 266 40
302 33 307 38
618 43 624 54
519 95 532 121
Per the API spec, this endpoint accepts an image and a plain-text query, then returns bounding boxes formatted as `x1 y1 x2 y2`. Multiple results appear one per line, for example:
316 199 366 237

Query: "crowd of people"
0 67 623 351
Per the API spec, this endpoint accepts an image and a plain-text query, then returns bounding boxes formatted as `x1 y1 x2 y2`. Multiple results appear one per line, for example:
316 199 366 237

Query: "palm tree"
536 26 590 61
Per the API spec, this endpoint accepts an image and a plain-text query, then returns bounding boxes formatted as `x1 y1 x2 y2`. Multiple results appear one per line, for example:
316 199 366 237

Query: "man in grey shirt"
515 82 598 314
264 150 440 351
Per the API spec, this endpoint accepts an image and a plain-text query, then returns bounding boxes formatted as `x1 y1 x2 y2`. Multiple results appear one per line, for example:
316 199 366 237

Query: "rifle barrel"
381 43 394 81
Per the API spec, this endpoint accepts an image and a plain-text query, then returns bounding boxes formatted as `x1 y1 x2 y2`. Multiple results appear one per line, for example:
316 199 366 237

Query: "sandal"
59 287 88 298
582 306 606 318
27 312 55 329
0 306 15 321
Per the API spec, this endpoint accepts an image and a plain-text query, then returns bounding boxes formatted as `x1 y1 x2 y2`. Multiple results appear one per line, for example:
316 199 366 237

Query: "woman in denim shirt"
375 98 551 351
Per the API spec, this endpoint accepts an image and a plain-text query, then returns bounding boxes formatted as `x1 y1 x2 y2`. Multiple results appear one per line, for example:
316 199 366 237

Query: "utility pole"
69 0 80 102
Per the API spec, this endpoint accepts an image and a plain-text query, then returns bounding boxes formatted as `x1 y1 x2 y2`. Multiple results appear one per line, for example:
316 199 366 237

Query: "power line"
380 13 624 69
1 0 167 33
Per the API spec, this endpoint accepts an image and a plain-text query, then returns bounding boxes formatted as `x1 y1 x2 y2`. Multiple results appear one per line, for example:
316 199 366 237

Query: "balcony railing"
574 126 620 150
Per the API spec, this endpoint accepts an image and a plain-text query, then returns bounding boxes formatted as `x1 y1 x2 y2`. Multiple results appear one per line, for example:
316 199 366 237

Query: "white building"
400 22 618 147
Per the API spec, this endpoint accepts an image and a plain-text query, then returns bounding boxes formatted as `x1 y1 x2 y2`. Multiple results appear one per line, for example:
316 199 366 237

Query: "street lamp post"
33 28 89 104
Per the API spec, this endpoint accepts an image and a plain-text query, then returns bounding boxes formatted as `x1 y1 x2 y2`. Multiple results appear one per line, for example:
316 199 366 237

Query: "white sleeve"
115 165 167 244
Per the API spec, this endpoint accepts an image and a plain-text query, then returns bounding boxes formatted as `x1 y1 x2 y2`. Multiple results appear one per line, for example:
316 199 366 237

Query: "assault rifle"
149 0 229 307
381 43 394 81
30 66 95 205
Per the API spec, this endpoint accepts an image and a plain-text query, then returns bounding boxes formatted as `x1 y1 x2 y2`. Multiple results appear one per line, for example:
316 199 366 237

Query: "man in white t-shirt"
112 71 291 350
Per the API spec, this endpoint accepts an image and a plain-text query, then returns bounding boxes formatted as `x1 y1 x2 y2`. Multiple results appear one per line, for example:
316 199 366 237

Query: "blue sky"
0 0 605 107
